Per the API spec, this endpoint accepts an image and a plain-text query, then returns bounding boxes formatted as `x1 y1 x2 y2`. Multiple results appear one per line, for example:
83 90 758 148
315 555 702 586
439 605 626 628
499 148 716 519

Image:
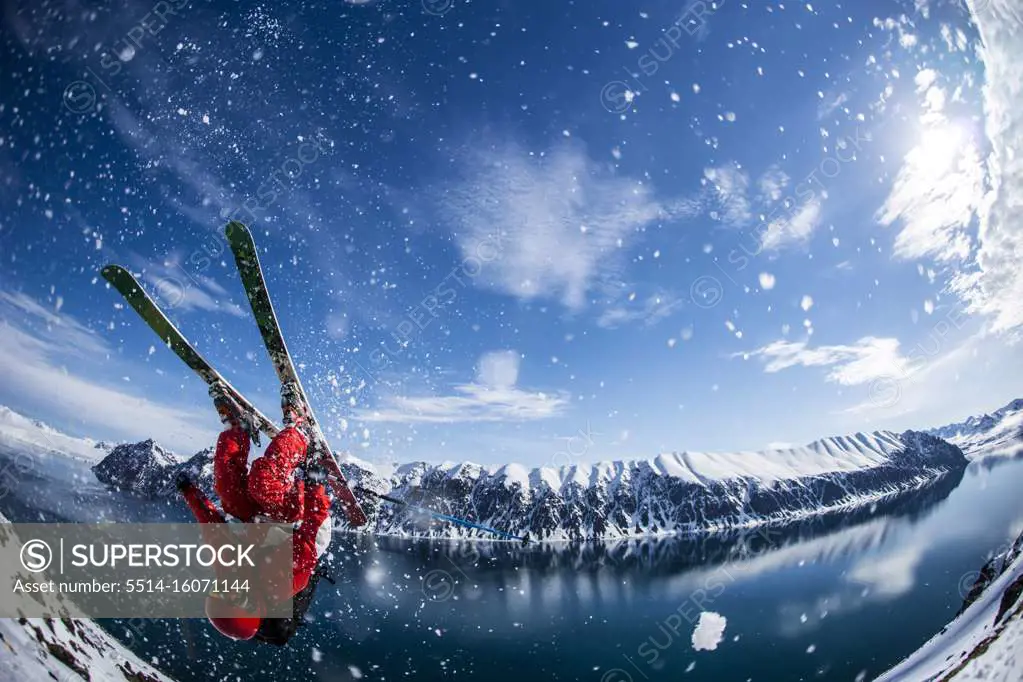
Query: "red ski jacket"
213 426 259 522
181 479 330 598
247 425 308 523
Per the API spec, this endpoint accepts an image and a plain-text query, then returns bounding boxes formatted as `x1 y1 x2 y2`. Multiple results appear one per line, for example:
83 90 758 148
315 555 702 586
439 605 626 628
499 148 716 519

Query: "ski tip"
224 220 251 240
100 264 127 282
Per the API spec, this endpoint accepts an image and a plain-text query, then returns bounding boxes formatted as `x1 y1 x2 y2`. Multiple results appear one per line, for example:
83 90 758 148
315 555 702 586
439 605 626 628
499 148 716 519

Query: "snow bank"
0 617 176 682
0 511 175 682
876 534 1023 681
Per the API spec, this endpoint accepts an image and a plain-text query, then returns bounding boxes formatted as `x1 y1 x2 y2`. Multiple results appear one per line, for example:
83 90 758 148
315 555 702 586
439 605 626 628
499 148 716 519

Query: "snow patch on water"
691 611 727 651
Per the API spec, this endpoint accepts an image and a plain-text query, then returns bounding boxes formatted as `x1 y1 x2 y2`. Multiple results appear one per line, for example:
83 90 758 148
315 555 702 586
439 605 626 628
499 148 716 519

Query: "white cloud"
691 611 727 651
0 292 218 452
356 350 569 424
0 291 106 357
876 122 983 263
702 163 822 250
949 1 1023 334
761 199 823 251
699 161 826 252
838 325 1023 425
758 167 790 203
596 291 683 329
742 337 911 387
476 350 520 389
439 141 688 312
704 164 752 224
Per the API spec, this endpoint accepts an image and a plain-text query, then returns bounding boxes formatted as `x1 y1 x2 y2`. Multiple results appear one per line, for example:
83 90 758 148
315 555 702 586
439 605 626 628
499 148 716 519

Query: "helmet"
205 594 264 641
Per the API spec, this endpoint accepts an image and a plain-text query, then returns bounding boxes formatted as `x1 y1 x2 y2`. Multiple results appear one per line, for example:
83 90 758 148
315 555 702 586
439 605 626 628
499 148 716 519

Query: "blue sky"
1 0 1021 467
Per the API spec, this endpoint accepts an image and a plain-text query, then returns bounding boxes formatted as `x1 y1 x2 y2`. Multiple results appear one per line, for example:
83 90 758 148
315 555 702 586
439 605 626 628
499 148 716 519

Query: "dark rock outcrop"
92 440 213 499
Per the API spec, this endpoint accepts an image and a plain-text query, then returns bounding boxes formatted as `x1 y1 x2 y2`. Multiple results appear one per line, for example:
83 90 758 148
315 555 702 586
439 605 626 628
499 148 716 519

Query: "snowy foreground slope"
0 511 172 682
877 527 1023 681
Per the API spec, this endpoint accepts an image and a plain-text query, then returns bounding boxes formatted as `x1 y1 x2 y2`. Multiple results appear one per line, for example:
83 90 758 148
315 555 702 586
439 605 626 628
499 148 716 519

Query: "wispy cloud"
758 166 791 203
356 350 569 424
761 199 823 251
876 123 983 262
0 291 218 452
949 0 1023 334
704 163 823 249
704 164 752 224
438 140 691 313
0 291 106 357
596 290 683 329
741 336 910 386
838 327 1023 424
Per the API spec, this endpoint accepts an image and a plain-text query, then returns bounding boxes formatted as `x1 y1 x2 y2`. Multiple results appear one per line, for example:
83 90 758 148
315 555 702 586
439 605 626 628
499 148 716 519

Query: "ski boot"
210 381 261 446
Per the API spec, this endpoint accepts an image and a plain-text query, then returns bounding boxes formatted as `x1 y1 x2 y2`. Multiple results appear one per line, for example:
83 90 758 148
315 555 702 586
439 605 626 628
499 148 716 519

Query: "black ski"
101 265 279 440
224 221 368 527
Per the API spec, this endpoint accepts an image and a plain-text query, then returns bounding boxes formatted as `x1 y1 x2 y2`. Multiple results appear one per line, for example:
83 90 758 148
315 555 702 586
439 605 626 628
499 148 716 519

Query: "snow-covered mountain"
82 426 967 541
92 439 215 499
92 439 180 496
372 467 963 573
35 406 970 540
927 397 1023 459
0 404 974 541
0 405 108 462
342 429 966 540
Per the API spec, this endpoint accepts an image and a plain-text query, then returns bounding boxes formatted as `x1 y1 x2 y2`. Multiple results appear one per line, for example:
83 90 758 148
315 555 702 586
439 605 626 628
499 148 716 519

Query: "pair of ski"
102 221 368 527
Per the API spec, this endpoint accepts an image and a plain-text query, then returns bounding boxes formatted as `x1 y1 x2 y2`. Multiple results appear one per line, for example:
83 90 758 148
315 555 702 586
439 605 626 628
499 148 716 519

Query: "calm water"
3 444 1023 682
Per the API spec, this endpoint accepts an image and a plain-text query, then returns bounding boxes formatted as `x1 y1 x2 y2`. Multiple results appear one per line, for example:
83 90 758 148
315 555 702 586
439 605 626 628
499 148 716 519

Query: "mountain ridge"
6 401 1020 541
341 429 966 540
925 397 1023 458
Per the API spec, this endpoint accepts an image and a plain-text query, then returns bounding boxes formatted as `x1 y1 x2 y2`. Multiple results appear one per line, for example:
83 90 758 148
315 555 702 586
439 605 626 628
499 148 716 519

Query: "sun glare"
915 124 967 174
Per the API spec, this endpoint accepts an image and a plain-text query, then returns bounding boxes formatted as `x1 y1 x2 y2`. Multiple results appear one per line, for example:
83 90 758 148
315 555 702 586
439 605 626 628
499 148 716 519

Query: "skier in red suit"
176 382 333 644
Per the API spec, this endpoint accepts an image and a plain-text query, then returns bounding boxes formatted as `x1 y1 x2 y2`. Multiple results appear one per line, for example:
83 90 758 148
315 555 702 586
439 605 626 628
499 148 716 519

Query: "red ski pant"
213 425 308 523
180 481 329 598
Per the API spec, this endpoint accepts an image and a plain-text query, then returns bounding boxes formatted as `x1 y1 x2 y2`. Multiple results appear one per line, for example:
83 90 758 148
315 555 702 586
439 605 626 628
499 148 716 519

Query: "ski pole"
354 487 530 545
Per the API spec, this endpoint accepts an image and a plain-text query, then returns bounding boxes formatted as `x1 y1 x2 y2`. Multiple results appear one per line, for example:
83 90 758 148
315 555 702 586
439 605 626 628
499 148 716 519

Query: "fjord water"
3 446 1023 681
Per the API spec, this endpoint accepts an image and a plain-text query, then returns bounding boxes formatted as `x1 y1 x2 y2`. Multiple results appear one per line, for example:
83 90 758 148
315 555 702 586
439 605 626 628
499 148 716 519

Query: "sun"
915 123 968 174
